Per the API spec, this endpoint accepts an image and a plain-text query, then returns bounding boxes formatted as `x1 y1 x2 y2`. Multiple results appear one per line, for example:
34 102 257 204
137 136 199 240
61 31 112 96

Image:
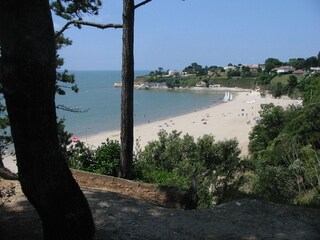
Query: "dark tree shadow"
1 187 320 240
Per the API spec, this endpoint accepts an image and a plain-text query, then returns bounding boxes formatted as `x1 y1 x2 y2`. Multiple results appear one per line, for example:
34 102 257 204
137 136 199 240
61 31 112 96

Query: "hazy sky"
53 0 320 71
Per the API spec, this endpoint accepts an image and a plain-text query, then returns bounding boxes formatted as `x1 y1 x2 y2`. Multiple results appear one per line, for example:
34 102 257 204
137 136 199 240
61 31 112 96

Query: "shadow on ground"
1 185 320 240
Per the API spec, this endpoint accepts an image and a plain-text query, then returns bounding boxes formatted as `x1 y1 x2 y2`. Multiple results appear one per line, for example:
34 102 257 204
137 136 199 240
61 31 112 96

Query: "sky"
53 0 320 71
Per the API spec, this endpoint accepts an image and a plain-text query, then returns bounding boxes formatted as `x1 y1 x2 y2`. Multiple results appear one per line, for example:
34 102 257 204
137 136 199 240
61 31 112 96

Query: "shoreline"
81 87 251 139
3 89 297 174
85 90 296 156
82 97 225 140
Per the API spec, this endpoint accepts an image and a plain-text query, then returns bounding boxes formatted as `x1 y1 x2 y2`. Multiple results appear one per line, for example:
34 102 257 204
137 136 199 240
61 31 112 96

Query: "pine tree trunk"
120 0 135 179
0 1 95 239
0 155 4 168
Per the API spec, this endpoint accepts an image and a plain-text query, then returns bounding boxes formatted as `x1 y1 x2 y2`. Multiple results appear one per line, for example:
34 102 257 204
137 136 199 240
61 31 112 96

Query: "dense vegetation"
133 131 245 208
67 73 320 208
66 131 245 208
249 74 320 206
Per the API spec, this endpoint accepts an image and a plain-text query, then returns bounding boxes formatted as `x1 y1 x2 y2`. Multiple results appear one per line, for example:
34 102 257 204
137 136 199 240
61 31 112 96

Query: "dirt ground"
1 172 320 240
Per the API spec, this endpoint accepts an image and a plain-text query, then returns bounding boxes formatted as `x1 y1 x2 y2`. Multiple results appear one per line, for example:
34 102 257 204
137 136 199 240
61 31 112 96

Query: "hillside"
1 171 320 240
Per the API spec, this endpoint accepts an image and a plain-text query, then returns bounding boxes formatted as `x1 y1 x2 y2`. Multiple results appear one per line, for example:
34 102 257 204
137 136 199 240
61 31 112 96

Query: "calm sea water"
56 71 224 137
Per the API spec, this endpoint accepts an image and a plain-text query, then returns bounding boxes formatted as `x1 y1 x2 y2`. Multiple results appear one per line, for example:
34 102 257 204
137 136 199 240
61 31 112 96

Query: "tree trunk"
0 155 4 168
120 0 135 179
0 1 95 239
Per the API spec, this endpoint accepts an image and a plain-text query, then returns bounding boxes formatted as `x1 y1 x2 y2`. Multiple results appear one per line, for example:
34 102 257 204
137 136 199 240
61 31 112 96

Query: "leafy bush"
252 164 295 202
248 103 286 158
68 142 95 170
67 139 120 177
134 130 245 208
251 141 320 206
94 139 120 176
199 138 245 207
133 130 193 189
249 102 320 206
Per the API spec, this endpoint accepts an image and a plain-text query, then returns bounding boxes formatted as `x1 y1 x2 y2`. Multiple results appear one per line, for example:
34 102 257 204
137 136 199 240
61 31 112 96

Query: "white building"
209 84 221 88
310 67 320 72
276 66 295 74
196 81 207 87
224 66 236 71
242 64 260 72
168 69 179 76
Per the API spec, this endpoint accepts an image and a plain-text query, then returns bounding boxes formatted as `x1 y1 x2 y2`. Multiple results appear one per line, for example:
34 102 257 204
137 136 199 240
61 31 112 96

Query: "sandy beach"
85 90 296 155
3 90 297 174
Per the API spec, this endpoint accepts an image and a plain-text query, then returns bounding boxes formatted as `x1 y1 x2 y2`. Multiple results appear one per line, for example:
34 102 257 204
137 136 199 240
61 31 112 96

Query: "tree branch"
55 20 123 37
55 0 153 37
135 0 152 9
56 104 89 113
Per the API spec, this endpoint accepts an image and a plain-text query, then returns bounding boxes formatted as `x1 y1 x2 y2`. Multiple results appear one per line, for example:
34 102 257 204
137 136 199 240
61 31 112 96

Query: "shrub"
67 142 95 170
67 139 120 177
133 130 193 188
252 164 295 202
201 138 245 206
250 133 320 206
94 139 120 176
134 130 245 208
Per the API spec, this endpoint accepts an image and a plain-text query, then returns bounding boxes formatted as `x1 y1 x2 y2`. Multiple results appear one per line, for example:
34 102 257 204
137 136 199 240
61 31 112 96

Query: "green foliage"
208 77 256 89
299 146 320 189
57 118 72 160
183 62 206 76
67 139 120 177
133 130 195 188
284 102 320 148
249 100 320 206
155 67 164 76
271 73 291 85
55 34 78 96
270 82 285 98
68 141 95 170
134 130 245 208
298 74 320 104
252 164 295 202
252 138 320 206
287 58 306 70
306 56 319 68
257 72 273 85
94 140 120 176
264 58 283 72
249 104 286 158
197 137 244 207
50 0 101 21
227 70 241 77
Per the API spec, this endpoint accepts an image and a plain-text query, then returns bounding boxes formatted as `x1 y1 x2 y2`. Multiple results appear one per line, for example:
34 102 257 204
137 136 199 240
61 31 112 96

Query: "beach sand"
85 91 296 156
3 90 297 174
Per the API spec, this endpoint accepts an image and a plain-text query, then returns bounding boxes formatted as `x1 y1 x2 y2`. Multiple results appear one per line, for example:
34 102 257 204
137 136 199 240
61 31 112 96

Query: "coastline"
85 90 296 156
78 86 251 139
3 89 297 174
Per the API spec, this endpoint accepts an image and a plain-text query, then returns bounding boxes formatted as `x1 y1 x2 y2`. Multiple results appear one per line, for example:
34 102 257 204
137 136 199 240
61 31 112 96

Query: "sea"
56 71 224 138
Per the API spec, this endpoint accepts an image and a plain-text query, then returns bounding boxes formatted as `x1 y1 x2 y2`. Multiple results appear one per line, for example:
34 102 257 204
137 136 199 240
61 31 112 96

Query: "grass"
271 74 305 85
208 77 256 89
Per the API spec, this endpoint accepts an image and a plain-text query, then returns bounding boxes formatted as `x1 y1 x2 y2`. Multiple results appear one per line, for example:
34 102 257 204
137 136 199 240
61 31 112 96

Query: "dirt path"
1 177 320 240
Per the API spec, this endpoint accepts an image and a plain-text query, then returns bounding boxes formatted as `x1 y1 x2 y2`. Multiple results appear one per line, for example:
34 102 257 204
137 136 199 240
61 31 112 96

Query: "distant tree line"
144 52 320 90
149 52 320 78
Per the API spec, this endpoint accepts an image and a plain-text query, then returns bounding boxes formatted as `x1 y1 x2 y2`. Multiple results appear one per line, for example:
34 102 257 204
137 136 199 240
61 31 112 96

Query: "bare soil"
1 171 320 240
